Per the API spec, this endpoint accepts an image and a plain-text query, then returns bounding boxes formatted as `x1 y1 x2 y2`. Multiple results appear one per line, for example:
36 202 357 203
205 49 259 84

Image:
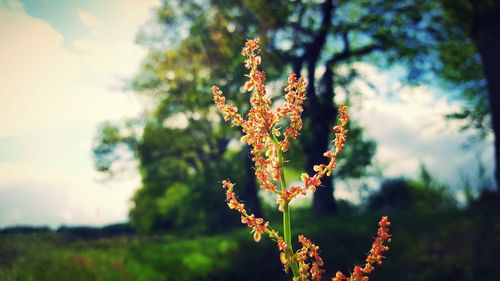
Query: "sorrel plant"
211 38 391 281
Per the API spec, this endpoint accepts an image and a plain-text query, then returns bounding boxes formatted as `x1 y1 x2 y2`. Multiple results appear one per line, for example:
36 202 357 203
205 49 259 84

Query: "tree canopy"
93 0 499 233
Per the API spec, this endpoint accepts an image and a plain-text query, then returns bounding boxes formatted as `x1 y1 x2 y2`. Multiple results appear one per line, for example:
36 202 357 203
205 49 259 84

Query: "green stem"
283 198 300 277
273 134 300 277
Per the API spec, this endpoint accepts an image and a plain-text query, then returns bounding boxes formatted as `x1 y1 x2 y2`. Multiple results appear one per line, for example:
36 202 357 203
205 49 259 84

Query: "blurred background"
1 0 499 280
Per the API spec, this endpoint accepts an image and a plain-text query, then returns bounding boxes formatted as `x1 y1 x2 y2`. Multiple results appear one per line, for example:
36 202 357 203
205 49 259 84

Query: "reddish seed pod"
212 39 389 281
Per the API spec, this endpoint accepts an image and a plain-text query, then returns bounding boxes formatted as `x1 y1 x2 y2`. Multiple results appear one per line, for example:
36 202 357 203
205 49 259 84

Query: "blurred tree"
368 165 456 211
93 120 139 177
434 0 500 191
95 0 446 229
241 0 441 215
93 2 271 233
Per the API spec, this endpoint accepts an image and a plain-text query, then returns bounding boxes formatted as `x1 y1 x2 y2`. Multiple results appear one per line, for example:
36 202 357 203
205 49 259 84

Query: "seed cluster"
212 38 390 281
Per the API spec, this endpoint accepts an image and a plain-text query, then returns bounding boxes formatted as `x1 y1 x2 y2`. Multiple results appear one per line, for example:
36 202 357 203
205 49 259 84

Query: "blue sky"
0 0 495 228
21 0 104 43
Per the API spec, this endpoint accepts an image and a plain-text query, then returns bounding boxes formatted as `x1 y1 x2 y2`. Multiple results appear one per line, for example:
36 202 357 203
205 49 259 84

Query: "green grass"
1 208 499 281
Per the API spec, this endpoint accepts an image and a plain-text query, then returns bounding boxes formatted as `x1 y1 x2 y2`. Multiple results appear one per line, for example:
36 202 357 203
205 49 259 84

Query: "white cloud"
77 10 104 28
0 0 157 138
342 63 494 189
0 166 140 227
0 0 159 227
0 5 78 137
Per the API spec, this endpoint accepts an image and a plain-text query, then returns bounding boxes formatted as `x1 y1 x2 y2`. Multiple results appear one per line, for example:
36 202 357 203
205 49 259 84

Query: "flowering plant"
211 38 391 281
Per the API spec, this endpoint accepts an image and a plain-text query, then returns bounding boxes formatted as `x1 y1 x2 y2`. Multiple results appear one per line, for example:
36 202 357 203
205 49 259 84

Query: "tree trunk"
292 0 337 215
308 115 337 215
471 0 500 191
306 67 338 215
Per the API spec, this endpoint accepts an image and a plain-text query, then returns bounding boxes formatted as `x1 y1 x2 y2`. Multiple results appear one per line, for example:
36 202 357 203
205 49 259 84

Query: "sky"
0 0 495 228
334 63 494 203
0 0 159 227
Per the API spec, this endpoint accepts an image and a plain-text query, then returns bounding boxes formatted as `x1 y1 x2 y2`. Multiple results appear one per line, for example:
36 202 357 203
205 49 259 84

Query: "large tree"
239 0 440 214
436 0 500 191
95 0 444 228
468 0 500 191
94 9 267 232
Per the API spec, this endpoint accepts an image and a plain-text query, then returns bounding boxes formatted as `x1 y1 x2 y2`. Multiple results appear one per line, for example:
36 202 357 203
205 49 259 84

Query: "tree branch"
302 0 336 110
327 44 381 67
304 0 335 61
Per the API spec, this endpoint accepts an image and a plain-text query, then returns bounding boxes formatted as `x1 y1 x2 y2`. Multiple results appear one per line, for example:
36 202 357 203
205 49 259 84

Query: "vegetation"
1 204 499 281
210 38 390 280
3 0 500 280
367 165 457 211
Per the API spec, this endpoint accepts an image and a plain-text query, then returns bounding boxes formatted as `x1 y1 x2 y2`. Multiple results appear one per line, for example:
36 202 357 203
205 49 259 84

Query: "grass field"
1 208 499 281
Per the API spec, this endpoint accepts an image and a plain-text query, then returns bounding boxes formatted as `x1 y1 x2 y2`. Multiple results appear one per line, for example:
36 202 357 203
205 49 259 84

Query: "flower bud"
255 56 261 65
280 252 288 265
253 231 261 242
244 80 254 91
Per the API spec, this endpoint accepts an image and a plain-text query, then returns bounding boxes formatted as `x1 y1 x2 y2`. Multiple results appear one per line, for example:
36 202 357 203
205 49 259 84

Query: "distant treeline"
0 223 134 238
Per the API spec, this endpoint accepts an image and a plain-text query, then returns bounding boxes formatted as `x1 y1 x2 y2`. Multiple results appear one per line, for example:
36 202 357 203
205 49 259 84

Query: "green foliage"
94 0 275 234
367 165 456 211
94 0 463 231
283 117 377 181
0 235 133 281
0 226 51 235
126 235 241 281
129 122 241 234
92 0 366 233
434 0 490 138
92 120 139 175
336 122 377 179
2 208 500 281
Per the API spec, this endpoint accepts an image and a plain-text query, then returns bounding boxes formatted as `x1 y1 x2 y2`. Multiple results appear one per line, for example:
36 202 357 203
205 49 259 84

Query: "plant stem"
283 198 300 276
275 137 300 277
